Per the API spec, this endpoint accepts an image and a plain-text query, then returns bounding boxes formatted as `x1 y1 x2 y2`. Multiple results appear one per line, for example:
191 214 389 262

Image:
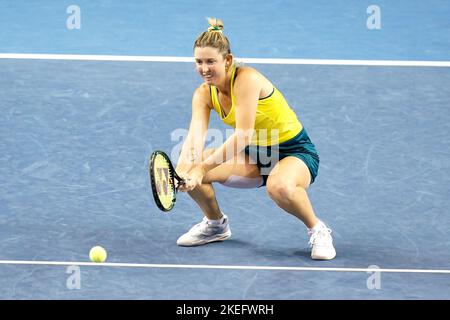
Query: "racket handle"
175 178 185 191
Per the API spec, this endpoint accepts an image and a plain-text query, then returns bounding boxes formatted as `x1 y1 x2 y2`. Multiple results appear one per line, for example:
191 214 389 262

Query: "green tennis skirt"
244 127 320 186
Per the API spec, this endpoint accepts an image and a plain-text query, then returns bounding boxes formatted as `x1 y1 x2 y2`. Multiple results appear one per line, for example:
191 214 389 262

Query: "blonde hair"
193 18 231 57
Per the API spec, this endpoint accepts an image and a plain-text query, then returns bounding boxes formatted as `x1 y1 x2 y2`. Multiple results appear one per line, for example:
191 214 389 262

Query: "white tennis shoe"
308 223 336 260
177 214 231 246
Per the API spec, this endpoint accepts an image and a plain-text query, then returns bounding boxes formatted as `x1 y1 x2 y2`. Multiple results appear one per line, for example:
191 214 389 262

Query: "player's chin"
202 76 215 84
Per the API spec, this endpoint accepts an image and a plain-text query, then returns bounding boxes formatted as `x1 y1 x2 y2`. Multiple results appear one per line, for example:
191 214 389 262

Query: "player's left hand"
181 165 205 192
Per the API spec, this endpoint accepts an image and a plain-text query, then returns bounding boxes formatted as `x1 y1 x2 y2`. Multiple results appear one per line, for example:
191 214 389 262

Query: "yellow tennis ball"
89 246 107 263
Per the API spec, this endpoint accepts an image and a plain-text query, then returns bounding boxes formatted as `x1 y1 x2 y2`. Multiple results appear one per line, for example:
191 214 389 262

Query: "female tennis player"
175 18 336 260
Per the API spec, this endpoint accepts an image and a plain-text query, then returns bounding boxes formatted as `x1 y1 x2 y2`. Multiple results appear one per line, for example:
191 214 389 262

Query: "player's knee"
266 179 296 202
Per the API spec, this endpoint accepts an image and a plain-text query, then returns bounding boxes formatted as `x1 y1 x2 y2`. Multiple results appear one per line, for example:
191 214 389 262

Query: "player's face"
194 47 228 85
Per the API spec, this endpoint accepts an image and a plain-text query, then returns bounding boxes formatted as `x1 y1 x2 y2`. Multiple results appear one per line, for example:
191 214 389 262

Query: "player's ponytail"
194 17 231 57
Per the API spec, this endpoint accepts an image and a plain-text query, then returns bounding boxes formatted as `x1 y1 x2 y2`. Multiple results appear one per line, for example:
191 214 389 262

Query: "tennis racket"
149 150 185 212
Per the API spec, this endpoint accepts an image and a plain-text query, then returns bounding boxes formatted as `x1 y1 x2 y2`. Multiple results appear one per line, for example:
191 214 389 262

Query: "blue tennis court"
0 0 449 300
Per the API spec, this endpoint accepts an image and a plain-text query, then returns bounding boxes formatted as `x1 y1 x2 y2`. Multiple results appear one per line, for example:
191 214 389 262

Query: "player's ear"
225 54 233 71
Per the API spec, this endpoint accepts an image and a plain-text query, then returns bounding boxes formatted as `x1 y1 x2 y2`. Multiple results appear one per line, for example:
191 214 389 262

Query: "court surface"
0 1 449 299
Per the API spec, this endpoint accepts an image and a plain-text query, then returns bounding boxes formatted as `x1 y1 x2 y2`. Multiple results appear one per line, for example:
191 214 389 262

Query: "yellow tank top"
210 65 302 146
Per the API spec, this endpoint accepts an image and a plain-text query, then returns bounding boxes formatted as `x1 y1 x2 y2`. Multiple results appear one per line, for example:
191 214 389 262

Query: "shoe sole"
177 231 232 247
311 250 336 260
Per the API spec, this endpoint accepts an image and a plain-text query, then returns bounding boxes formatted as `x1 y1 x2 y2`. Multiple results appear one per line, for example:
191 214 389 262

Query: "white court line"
0 53 449 67
1 260 450 274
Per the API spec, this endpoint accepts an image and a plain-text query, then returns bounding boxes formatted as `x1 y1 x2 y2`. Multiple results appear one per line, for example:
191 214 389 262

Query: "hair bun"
207 17 224 32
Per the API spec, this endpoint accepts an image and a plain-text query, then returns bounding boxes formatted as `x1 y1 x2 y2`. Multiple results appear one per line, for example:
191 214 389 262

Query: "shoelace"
308 228 333 247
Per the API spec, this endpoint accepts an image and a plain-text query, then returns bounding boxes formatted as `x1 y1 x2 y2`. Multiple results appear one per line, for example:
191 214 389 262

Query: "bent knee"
266 179 301 201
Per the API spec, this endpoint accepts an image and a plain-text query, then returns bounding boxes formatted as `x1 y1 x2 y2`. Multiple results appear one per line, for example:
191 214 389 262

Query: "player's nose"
201 65 210 74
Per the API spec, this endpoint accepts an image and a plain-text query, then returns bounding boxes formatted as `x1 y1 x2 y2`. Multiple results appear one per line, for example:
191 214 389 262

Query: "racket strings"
152 154 176 210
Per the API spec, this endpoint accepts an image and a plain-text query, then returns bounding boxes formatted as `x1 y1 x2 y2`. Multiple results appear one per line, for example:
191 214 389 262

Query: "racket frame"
149 150 183 212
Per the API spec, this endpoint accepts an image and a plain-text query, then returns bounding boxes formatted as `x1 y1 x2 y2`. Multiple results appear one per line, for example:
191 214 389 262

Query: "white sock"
308 220 326 234
206 213 226 225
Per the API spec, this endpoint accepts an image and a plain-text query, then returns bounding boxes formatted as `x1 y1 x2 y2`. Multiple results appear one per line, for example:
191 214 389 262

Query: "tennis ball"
89 246 107 263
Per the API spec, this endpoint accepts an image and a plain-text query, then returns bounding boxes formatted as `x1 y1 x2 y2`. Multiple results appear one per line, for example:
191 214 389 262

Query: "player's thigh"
266 156 312 192
202 148 261 185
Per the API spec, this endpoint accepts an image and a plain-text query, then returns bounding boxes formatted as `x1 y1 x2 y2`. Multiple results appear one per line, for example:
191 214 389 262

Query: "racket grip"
175 178 185 191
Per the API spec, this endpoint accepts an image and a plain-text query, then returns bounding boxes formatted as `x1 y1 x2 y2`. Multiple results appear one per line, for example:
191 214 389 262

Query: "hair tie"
208 26 223 33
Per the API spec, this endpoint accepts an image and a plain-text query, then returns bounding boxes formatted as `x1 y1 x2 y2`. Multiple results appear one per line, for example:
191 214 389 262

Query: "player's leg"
265 156 336 260
265 156 317 227
177 148 262 246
